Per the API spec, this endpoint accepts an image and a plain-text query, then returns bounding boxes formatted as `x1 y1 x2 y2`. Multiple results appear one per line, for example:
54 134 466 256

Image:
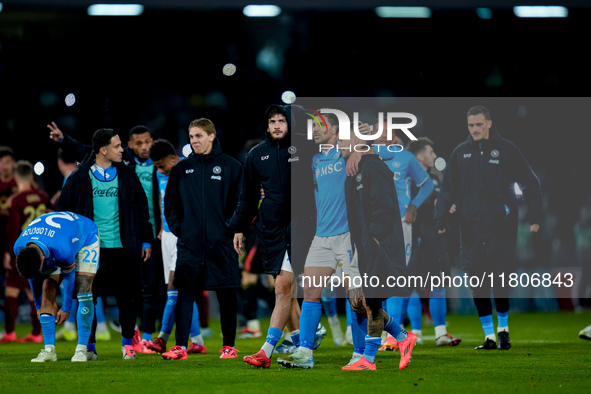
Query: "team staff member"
163 118 242 360
435 106 542 351
56 128 152 360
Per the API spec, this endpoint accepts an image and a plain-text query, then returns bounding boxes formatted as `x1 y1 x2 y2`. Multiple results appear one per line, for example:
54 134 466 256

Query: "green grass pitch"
1 311 590 393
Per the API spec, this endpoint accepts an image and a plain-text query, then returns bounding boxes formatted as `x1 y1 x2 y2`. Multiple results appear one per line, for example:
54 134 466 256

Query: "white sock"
45 344 56 351
289 329 300 337
64 321 76 331
247 319 260 331
412 329 422 337
191 334 204 346
76 344 87 352
328 315 340 326
434 325 447 338
486 334 496 341
97 322 108 334
497 326 509 333
283 332 293 342
261 342 275 358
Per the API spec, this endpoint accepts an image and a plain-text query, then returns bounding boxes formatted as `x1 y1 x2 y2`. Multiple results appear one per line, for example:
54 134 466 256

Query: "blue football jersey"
14 211 99 272
157 171 171 233
373 147 431 218
312 145 349 237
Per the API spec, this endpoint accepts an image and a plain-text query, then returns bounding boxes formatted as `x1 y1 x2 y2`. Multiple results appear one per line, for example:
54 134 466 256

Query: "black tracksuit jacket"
434 128 543 269
165 139 242 290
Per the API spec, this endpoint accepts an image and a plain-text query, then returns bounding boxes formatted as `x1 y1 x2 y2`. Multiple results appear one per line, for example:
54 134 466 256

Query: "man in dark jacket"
233 104 317 368
49 122 165 353
163 118 242 360
341 132 417 371
435 105 542 351
56 128 152 360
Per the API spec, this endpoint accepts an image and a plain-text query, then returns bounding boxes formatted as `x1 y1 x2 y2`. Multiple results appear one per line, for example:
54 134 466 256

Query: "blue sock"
386 297 405 324
497 311 509 329
87 342 97 353
67 299 78 323
265 326 284 347
76 292 94 346
363 336 381 363
429 288 447 328
384 314 407 341
480 315 495 337
190 302 201 337
300 300 322 350
40 314 56 346
96 297 106 323
122 337 133 346
350 308 367 354
142 332 152 341
322 295 337 317
345 299 352 327
161 290 178 335
408 292 422 331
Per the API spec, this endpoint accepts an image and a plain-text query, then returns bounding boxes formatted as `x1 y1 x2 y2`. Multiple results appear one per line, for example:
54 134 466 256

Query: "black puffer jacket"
434 128 543 268
165 139 242 290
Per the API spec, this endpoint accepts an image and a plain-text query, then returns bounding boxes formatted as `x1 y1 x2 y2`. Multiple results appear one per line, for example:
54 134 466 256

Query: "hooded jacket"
434 128 543 268
55 152 152 262
165 139 242 290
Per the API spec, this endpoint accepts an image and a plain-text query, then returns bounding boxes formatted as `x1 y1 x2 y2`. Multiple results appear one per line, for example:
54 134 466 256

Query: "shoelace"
221 347 238 355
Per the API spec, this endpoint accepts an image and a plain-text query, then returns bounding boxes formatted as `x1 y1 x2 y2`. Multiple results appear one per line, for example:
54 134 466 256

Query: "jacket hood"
467 126 502 147
189 137 223 162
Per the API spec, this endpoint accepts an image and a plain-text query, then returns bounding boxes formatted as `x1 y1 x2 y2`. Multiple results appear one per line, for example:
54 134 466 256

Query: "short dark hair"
406 137 434 156
0 146 14 160
318 110 339 132
14 160 33 179
16 245 42 279
92 129 118 154
129 125 151 139
467 105 491 121
150 139 177 162
264 104 290 127
58 148 77 165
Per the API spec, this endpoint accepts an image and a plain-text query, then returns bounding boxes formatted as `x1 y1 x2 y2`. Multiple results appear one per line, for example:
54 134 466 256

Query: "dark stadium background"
1 2 590 300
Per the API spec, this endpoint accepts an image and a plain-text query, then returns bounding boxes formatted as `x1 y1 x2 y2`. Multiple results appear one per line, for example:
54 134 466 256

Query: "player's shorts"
304 232 352 274
5 268 30 289
280 250 293 273
402 220 412 266
75 236 100 274
161 230 178 285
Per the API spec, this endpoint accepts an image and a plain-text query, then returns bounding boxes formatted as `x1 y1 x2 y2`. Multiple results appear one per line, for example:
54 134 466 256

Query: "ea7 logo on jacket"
463 153 472 158
261 155 270 161
186 169 194 174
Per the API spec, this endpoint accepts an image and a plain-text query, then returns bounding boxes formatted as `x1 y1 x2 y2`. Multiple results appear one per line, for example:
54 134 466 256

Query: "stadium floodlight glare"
513 6 568 18
243 5 281 17
375 7 431 18
34 162 45 176
88 4 144 16
476 8 493 19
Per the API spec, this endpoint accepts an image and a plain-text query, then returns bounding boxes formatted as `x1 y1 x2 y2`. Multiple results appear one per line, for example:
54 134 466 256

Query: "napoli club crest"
491 150 499 158
213 166 222 174
356 174 362 182
288 146 297 154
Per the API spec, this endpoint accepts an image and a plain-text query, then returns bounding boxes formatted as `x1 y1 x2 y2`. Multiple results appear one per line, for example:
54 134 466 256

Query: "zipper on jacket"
479 142 485 247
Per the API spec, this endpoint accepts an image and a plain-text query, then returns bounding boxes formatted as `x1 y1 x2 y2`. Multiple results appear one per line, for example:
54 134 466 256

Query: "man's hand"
356 121 371 135
48 122 64 142
56 310 70 325
233 233 244 255
530 224 540 233
346 152 362 176
3 252 11 270
404 204 417 223
449 204 457 214
142 247 152 262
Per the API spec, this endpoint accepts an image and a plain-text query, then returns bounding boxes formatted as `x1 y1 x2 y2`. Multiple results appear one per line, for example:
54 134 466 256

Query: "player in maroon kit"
1 161 51 343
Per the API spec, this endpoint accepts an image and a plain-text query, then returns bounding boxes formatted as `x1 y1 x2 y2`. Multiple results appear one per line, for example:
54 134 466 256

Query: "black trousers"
139 239 166 335
175 286 238 348
90 248 142 342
